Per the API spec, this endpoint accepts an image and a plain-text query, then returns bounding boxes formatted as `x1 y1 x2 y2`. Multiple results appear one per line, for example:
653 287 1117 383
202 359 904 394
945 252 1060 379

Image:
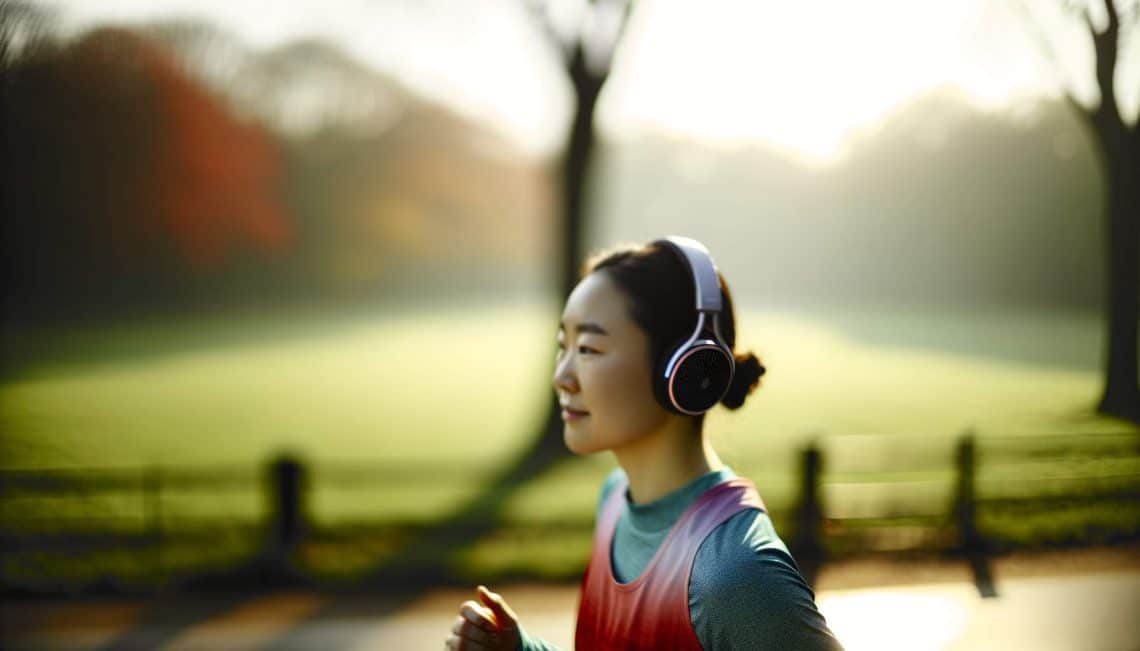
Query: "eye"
577 344 598 355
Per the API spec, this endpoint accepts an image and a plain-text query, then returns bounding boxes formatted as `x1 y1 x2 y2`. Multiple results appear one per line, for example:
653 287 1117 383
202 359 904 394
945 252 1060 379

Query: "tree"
1019 0 1139 421
516 0 634 466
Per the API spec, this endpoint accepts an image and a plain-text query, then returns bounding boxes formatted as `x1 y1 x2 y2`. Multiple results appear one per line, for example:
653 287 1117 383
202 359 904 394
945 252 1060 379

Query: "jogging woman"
447 237 842 650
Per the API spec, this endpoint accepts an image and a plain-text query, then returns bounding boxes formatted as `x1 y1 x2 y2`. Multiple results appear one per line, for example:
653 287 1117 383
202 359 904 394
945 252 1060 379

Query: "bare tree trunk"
523 43 607 464
558 46 605 299
1096 127 1140 420
1084 0 1140 421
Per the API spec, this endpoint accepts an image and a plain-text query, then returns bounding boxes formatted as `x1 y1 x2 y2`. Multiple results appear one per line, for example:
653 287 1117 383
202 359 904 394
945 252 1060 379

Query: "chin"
562 426 597 455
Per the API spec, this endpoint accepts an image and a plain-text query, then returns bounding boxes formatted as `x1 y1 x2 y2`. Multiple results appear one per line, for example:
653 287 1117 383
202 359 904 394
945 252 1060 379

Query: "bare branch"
580 0 631 77
1103 0 1121 30
520 0 583 66
1008 0 1087 108
1119 3 1140 116
1081 4 1096 34
1089 0 1123 129
0 0 57 68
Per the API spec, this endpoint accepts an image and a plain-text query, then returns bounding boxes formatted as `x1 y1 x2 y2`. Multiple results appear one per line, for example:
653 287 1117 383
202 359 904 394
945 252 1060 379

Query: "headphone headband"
653 236 723 313
650 235 735 415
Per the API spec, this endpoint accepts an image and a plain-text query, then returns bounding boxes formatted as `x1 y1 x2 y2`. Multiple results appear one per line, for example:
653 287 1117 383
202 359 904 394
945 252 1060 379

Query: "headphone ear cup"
656 338 735 415
671 344 734 414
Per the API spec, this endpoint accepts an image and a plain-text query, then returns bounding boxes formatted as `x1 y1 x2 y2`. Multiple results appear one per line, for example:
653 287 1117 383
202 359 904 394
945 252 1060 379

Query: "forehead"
561 272 633 331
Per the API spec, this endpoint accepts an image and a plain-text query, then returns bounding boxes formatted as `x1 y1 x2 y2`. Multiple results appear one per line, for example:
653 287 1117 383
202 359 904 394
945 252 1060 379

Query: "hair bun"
720 352 765 410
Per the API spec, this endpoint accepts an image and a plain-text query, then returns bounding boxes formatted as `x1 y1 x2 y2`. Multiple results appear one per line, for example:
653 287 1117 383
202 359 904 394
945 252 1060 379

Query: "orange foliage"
71 29 293 271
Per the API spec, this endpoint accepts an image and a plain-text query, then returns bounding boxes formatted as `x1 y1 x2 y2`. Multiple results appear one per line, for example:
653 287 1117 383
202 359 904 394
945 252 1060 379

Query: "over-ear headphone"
651 236 735 415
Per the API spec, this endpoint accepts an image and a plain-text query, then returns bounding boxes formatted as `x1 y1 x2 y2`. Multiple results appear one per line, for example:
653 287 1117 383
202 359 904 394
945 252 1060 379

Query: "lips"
561 405 589 421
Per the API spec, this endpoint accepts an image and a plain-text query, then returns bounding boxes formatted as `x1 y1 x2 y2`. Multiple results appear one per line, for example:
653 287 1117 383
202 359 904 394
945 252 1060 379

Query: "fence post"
953 433 980 550
266 455 307 570
954 431 996 597
790 442 825 588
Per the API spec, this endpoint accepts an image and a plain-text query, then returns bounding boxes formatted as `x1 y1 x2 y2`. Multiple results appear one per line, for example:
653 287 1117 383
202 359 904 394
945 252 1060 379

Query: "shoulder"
689 509 842 650
690 509 802 601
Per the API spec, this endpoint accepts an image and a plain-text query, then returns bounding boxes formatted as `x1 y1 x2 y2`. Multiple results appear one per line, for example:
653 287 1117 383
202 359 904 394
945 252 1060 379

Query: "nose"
552 350 579 394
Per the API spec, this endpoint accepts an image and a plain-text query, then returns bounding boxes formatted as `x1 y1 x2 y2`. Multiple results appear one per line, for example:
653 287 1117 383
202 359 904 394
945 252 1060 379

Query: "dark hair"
583 241 766 412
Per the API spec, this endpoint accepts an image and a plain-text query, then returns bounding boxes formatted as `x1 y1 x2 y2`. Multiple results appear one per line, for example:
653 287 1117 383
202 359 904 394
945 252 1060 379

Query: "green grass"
0 300 558 469
1 298 1136 588
2 300 1126 469
2 300 1133 512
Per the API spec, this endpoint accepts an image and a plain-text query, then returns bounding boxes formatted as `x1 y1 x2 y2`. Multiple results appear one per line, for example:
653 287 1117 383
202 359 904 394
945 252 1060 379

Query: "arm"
517 626 561 651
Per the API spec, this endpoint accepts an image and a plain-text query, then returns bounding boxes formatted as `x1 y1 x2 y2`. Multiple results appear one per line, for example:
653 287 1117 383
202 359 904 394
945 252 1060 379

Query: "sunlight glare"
601 0 1081 163
818 589 971 651
45 0 1133 161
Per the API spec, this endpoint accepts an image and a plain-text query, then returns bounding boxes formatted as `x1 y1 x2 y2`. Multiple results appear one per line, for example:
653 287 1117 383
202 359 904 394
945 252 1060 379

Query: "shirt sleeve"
516 625 562 651
688 510 844 651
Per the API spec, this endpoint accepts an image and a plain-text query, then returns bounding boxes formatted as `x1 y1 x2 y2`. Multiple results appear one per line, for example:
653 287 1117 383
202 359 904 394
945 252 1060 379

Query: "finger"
453 615 499 646
477 586 519 630
459 601 498 634
445 633 459 650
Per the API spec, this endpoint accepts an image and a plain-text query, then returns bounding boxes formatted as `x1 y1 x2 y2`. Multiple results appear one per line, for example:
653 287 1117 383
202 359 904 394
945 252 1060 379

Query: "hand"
445 585 521 650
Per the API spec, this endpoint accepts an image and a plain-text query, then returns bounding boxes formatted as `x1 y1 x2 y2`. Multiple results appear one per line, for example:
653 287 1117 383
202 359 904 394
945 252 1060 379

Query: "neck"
612 416 723 505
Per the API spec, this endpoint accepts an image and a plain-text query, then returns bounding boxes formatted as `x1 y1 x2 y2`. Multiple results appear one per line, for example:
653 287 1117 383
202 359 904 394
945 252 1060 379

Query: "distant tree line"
2 22 291 320
0 3 553 324
594 93 1107 309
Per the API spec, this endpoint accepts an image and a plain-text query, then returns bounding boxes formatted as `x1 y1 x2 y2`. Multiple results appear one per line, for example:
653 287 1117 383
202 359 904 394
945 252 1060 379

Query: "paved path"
4 571 1139 650
818 572 1140 651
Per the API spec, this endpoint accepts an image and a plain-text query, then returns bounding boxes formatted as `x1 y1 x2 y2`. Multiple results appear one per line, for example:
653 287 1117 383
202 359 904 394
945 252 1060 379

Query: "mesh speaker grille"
670 346 733 413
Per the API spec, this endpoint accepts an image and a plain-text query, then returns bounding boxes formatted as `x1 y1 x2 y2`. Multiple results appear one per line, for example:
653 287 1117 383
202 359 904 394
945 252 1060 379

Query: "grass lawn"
2 300 1123 466
1 298 1136 586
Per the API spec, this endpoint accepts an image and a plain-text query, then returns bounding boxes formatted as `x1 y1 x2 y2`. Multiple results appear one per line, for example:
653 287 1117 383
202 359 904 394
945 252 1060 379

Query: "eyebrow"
558 321 610 336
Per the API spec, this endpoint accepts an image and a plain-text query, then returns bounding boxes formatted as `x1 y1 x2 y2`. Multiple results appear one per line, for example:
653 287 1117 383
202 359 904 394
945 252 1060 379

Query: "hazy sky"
43 0 1139 162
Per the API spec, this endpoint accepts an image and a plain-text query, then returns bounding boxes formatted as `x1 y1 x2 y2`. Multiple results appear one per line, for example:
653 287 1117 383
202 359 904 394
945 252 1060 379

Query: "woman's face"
553 271 669 454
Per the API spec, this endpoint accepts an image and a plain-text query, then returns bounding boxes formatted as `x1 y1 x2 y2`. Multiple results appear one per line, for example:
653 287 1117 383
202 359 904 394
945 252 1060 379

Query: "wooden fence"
788 430 1140 586
1 431 1137 591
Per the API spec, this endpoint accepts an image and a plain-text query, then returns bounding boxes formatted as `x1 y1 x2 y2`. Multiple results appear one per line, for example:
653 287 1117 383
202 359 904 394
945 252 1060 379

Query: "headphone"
651 236 736 416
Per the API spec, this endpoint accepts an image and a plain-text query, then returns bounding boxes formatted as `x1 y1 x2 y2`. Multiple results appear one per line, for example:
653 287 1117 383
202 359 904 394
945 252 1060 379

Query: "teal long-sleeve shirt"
518 467 843 650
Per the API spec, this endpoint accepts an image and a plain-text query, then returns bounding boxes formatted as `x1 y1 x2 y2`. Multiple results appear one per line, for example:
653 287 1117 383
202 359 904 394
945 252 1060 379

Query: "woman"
447 238 842 650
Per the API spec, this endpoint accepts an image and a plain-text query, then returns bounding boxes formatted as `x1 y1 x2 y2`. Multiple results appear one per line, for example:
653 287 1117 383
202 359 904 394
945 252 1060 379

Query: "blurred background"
1 0 1138 649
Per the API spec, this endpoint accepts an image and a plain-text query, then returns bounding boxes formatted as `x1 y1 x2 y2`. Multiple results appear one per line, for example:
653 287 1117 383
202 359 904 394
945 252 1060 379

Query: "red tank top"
575 476 766 650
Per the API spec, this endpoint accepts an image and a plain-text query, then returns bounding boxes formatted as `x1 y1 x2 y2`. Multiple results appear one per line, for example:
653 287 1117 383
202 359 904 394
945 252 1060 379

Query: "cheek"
590 357 663 430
